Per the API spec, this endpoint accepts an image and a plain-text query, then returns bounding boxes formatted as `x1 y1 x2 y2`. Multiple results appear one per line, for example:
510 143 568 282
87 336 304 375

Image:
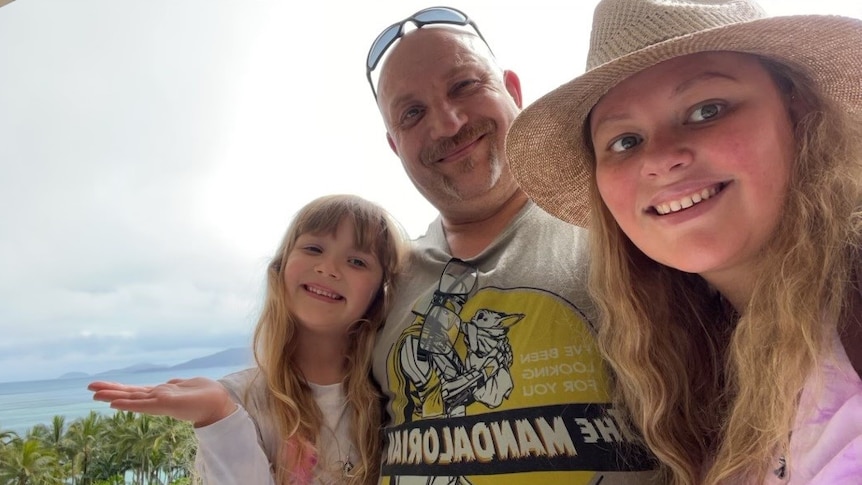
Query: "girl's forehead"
300 213 353 233
300 217 381 252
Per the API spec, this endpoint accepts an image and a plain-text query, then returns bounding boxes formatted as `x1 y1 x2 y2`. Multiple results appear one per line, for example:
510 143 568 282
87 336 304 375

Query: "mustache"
419 119 497 165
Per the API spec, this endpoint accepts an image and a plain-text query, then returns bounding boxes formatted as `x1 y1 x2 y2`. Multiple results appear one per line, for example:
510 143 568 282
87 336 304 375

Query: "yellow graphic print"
380 260 653 485
388 287 609 424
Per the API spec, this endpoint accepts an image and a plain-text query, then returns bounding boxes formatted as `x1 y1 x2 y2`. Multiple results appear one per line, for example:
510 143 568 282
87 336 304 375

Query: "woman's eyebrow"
673 71 739 96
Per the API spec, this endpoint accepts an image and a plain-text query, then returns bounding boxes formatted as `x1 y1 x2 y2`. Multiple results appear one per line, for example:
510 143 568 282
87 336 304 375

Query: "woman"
506 0 862 483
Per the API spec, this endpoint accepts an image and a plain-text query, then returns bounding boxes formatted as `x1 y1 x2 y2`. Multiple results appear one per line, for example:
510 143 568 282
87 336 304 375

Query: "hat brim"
506 15 862 228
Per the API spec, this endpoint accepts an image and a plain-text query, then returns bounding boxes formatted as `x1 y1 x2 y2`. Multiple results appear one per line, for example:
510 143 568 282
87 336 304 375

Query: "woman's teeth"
653 185 722 215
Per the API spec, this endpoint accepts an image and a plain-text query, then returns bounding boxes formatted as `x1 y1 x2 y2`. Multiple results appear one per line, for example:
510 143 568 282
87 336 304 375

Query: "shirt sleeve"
193 404 276 485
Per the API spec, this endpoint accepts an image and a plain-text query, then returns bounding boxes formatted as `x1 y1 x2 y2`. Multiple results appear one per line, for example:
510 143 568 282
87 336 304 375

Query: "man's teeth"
306 286 341 299
654 186 720 215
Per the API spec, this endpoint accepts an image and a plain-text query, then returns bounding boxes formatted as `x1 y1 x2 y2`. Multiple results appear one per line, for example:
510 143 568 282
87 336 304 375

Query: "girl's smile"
284 218 383 337
303 283 344 301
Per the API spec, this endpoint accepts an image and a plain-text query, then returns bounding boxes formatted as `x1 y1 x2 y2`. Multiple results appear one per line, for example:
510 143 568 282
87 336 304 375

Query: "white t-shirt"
194 368 358 485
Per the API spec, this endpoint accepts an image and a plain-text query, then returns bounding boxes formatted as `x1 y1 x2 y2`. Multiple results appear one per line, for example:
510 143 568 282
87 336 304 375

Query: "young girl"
506 0 862 484
89 194 406 484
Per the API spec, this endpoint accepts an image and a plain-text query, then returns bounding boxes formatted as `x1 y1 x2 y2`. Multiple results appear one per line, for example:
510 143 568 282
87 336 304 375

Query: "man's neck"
441 190 529 259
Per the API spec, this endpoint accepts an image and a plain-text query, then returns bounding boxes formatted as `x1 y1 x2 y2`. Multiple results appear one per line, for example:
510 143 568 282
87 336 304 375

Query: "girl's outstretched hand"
88 377 237 428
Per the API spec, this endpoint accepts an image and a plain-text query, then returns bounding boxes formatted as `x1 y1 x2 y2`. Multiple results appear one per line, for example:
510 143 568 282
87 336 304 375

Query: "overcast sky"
1 0 859 383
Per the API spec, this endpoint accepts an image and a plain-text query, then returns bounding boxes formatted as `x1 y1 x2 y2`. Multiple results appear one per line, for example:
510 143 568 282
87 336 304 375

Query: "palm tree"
30 415 73 478
64 411 104 485
0 424 19 446
100 412 197 485
102 411 158 485
1 411 199 485
0 437 62 485
152 416 196 483
30 415 66 449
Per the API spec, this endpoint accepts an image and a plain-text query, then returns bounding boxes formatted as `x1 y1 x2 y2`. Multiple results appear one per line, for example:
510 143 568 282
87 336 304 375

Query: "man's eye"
610 134 642 153
688 102 723 122
400 106 424 125
452 79 479 93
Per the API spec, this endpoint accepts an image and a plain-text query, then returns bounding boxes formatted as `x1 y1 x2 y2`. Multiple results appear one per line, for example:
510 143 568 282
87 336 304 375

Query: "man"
367 7 657 485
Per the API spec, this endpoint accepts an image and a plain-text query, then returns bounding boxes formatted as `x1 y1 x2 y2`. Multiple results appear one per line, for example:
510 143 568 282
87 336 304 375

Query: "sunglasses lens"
413 7 467 24
366 7 481 98
367 24 401 70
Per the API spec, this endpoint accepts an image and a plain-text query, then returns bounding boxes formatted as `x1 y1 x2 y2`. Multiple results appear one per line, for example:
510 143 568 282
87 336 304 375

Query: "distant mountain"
59 347 253 379
58 371 90 379
97 363 168 376
168 347 253 371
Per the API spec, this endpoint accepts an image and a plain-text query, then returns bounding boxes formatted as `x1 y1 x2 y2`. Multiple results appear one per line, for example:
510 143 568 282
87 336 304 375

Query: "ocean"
0 365 249 434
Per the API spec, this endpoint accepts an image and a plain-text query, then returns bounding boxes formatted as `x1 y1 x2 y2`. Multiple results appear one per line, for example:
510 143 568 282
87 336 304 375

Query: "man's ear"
504 70 523 109
386 132 398 156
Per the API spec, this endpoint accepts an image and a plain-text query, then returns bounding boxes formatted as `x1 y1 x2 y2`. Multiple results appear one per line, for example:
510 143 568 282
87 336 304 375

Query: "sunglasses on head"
365 6 493 100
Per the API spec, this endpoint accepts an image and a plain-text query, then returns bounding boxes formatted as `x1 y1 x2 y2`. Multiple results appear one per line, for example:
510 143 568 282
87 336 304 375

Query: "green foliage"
0 413 197 485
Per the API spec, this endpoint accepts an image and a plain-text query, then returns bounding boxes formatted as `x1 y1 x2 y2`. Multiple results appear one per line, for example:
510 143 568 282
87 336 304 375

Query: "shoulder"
219 367 266 405
517 201 588 236
507 202 590 258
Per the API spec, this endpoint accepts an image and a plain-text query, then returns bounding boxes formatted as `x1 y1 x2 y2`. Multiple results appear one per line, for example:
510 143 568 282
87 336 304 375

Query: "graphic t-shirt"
372 202 658 485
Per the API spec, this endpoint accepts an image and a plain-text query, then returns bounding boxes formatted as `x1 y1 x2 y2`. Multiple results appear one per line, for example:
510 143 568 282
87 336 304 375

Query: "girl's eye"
302 245 322 254
688 102 724 123
348 257 367 268
610 134 642 153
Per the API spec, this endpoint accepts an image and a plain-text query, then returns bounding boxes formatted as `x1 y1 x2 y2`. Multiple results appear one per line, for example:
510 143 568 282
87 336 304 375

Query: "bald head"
376 27 502 116
369 23 523 222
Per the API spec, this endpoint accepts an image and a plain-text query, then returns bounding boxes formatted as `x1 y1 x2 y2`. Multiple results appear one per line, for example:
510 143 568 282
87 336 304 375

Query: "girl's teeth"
307 286 340 299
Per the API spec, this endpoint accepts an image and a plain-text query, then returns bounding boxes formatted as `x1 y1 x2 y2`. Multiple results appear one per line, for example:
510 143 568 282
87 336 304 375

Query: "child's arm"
193 404 277 485
88 377 236 427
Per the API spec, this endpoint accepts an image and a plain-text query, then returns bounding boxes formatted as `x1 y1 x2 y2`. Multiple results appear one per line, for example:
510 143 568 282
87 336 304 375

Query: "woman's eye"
610 134 642 153
688 102 723 122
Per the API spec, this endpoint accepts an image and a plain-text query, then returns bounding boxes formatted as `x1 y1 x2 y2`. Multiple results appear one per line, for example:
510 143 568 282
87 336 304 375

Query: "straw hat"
506 0 862 227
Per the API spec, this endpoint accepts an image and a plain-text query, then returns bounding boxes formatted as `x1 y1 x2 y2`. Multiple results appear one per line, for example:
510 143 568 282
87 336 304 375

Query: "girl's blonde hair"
252 194 406 484
587 55 862 485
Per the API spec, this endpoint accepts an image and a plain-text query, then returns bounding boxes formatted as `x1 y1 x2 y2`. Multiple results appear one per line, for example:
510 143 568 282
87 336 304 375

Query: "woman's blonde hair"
587 55 862 485
252 194 406 484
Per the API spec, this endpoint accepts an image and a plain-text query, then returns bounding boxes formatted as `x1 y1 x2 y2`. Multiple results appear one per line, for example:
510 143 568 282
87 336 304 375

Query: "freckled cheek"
726 133 792 200
718 127 757 164
756 160 792 211
595 165 637 221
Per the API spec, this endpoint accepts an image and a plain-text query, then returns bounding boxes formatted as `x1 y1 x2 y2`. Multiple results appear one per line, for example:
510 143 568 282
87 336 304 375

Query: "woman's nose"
640 133 693 178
